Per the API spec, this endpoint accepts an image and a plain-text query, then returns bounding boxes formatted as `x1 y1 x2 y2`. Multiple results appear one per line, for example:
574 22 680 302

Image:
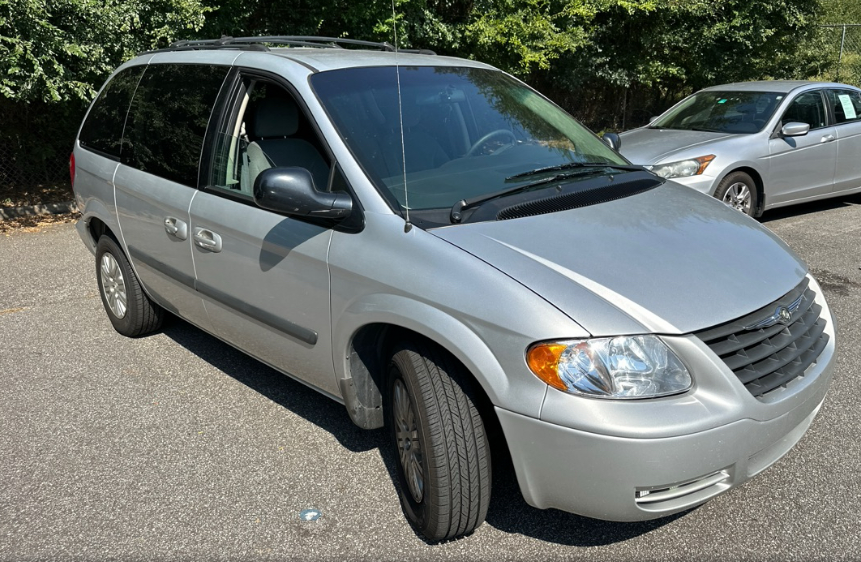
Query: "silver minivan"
72 37 836 541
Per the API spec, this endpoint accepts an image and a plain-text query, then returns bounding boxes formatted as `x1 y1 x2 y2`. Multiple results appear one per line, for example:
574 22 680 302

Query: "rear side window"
78 66 145 158
826 89 861 124
122 64 228 186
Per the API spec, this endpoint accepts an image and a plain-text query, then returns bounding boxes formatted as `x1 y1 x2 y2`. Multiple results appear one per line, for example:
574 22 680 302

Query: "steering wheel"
465 129 517 157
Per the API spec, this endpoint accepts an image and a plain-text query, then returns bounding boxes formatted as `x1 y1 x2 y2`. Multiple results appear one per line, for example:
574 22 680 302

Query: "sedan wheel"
721 181 751 214
714 171 758 217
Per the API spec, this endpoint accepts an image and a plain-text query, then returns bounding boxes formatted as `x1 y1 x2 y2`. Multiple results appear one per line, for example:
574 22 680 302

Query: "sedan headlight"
527 336 691 399
650 155 715 179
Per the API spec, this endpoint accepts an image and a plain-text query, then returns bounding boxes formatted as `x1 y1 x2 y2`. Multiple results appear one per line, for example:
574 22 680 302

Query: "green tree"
0 0 209 103
819 0 861 23
0 0 208 189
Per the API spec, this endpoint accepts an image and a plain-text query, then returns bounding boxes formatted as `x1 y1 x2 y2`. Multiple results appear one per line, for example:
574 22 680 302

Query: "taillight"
69 153 76 189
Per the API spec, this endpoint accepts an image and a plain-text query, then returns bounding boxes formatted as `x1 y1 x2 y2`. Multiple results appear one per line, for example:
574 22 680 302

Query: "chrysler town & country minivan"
72 36 836 541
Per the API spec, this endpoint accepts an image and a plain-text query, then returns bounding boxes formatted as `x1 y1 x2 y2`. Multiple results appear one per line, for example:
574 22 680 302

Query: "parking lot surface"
2 196 860 561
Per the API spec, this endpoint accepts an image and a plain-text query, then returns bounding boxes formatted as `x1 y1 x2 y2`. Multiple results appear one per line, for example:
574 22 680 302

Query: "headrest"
253 97 299 138
402 101 422 128
369 89 421 129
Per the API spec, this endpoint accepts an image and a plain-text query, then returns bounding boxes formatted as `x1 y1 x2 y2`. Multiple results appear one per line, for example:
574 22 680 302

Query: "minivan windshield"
311 66 629 215
650 90 784 134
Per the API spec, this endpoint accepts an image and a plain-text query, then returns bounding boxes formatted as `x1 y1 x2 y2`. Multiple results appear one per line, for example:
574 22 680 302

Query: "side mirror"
602 132 622 151
254 167 353 220
781 122 810 137
648 116 659 124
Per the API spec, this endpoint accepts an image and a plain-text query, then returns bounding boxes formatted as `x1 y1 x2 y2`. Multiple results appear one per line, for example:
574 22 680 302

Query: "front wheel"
386 340 491 541
714 171 758 217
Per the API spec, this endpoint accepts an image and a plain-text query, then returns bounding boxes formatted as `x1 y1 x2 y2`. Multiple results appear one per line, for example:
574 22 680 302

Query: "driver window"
780 91 827 130
209 77 331 197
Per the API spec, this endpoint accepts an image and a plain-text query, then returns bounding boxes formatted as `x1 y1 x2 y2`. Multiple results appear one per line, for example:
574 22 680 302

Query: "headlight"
650 155 715 179
526 336 691 399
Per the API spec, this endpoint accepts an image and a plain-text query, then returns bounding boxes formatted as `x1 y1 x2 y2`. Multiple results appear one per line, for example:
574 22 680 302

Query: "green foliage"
0 0 208 104
571 0 822 92
819 0 861 24
0 0 208 190
0 0 838 189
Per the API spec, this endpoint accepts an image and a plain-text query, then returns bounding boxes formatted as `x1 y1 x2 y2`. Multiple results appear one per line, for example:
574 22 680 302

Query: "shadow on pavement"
161 316 683 546
161 317 385 454
759 192 861 223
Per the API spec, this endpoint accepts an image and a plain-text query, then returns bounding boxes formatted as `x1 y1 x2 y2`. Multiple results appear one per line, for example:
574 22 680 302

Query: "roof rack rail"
168 36 396 51
142 36 436 55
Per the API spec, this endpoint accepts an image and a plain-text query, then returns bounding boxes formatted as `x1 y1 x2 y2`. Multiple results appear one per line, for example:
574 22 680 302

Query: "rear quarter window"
78 66 146 159
122 64 229 187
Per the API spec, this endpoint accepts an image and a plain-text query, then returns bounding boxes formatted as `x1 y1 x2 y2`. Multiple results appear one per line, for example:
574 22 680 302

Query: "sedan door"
766 90 837 206
826 88 861 195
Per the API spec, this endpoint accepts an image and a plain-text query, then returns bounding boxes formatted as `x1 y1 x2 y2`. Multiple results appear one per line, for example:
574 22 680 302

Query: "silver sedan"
618 81 861 216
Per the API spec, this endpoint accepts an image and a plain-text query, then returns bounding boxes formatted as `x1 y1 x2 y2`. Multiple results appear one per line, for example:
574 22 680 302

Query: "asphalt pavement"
1 196 860 561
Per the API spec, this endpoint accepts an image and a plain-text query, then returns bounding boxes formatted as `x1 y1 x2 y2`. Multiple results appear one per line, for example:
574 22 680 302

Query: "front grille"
695 277 829 399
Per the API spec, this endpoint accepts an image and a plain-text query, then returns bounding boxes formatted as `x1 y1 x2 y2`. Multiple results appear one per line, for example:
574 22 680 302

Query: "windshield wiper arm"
450 163 648 223
505 162 643 181
451 169 604 223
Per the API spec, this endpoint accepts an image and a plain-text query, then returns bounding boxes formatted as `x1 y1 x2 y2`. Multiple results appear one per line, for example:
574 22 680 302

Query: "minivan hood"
432 182 807 336
619 127 735 164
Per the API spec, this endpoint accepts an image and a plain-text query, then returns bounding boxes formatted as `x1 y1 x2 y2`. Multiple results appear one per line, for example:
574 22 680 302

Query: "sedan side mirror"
254 167 353 220
602 132 622 151
781 122 811 138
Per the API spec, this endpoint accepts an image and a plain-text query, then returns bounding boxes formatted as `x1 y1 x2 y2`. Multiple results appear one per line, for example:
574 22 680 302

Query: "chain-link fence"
0 136 71 192
0 98 80 205
819 24 861 86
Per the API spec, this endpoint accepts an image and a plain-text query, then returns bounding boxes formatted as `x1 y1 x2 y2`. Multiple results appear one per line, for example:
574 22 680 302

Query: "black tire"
386 340 491 541
714 171 758 217
95 235 163 337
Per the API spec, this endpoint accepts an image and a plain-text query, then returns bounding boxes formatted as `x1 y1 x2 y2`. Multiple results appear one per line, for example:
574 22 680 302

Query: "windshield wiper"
505 162 644 182
450 165 635 223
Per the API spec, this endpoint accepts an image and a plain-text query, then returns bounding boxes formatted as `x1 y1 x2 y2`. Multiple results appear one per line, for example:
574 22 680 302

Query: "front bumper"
497 293 836 521
668 174 718 196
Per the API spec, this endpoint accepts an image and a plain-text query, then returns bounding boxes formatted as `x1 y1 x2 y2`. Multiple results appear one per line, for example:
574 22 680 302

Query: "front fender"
334 293 521 410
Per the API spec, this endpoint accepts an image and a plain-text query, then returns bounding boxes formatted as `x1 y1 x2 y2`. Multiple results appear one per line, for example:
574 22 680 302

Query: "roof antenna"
391 0 412 233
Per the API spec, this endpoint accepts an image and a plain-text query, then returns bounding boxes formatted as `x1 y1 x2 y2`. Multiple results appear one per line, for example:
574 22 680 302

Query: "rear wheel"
714 171 757 216
95 235 163 337
386 340 491 541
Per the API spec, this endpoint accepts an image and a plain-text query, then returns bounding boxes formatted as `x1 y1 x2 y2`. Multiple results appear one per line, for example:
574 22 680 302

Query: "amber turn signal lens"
526 343 569 392
695 155 715 175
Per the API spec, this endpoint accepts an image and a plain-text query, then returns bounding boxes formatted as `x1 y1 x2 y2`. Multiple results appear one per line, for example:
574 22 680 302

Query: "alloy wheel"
721 181 751 214
100 252 128 319
393 378 424 503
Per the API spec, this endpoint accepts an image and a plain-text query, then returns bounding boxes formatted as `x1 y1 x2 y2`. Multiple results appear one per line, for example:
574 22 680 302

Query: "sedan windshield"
651 91 784 134
310 66 629 215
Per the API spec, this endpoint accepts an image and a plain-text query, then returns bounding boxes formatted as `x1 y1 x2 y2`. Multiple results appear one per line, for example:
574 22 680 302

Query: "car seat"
246 96 330 191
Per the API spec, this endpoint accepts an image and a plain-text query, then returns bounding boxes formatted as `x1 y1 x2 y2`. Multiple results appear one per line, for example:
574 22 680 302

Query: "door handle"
820 134 835 143
164 216 188 240
193 227 223 253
